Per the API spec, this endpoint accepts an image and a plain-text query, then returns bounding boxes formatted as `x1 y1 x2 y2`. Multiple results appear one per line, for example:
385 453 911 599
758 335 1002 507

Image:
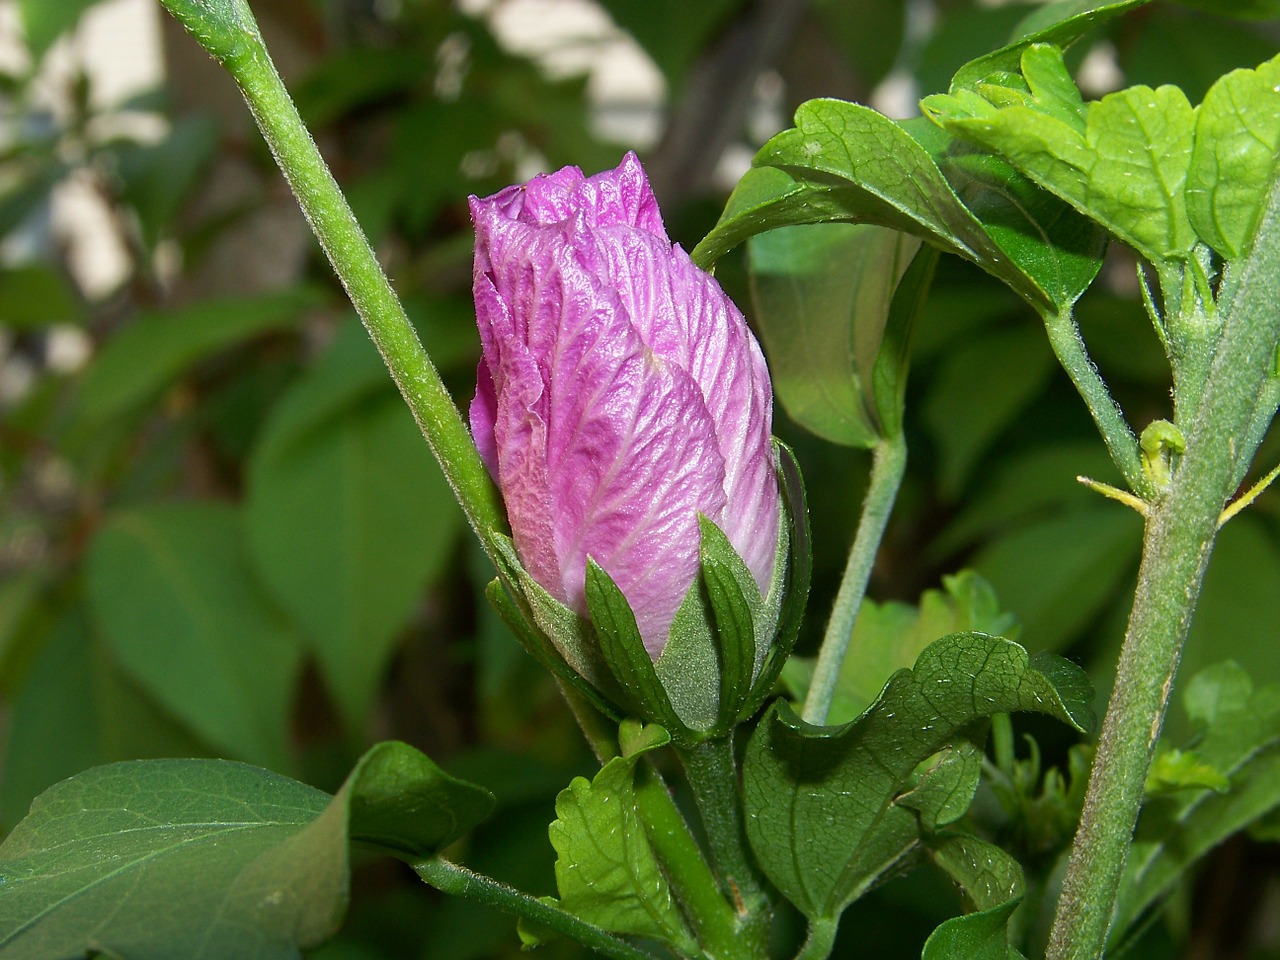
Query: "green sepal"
739 441 812 722
485 532 624 720
699 515 763 732
585 559 693 740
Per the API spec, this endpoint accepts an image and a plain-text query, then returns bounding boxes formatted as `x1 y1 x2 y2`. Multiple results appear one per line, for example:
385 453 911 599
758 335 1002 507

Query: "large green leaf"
246 322 463 732
546 725 696 950
77 288 321 423
1111 662 1280 947
743 633 1093 920
86 502 302 770
0 742 493 959
1186 54 1280 260
783 571 1019 724
748 224 919 447
925 44 1197 269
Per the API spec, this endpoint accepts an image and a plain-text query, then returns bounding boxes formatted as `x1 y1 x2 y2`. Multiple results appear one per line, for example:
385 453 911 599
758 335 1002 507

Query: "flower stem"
635 764 743 960
159 0 505 545
1041 306 1151 500
1045 182 1280 960
791 917 839 960
803 431 906 725
675 735 770 954
413 858 652 960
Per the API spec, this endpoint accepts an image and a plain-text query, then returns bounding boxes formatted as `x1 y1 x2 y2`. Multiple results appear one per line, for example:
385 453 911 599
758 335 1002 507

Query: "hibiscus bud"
471 153 807 737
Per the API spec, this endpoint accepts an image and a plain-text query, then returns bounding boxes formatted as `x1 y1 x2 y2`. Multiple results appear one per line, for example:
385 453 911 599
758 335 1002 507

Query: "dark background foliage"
1 1 1278 956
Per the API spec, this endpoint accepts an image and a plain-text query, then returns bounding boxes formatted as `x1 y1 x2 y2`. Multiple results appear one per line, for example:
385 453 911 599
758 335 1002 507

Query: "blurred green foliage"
1 1 1277 957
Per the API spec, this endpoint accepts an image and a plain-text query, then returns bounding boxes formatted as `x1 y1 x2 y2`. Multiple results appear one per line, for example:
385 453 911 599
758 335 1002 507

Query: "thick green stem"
803 431 906 725
635 766 742 960
1046 183 1280 960
1042 307 1151 499
159 0 504 546
676 735 769 953
414 858 651 960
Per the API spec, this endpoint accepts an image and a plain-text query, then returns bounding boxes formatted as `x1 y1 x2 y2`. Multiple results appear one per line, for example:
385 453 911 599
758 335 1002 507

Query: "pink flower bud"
470 153 780 659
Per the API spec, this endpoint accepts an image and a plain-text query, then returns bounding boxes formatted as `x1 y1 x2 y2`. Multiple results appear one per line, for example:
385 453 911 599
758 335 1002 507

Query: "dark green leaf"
546 726 696 950
783 570 1020 724
926 834 1024 912
743 633 1093 919
1186 54 1280 260
898 740 986 832
920 900 1023 960
0 266 82 330
86 502 302 770
246 322 463 732
872 244 939 440
748 223 919 447
112 116 220 250
0 742 492 959
78 288 321 423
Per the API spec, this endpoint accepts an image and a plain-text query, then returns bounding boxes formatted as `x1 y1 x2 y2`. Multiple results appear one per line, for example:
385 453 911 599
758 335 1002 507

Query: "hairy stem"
803 431 906 725
1042 307 1151 500
414 858 652 960
791 916 839 960
635 764 742 959
1046 182 1280 960
676 735 770 953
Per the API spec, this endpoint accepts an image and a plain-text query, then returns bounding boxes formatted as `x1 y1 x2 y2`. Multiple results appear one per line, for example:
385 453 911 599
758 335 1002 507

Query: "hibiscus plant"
2 1 1279 959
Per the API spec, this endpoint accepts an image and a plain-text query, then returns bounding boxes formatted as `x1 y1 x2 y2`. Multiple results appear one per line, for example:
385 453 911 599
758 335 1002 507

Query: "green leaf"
926 45 1198 268
246 322 463 732
744 633 1093 919
78 288 321 423
902 116 1105 311
1145 748 1230 795
748 223 919 447
921 900 1023 960
926 834 1024 912
1186 54 1280 260
85 502 302 770
17 0 98 58
0 266 83 330
547 727 696 950
783 570 1019 724
949 0 1148 93
0 743 493 959
898 740 986 832
871 244 940 440
695 101 1053 311
1112 662 1280 946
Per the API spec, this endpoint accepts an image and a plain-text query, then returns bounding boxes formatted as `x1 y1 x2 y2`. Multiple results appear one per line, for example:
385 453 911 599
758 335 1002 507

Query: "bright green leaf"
748 223 919 447
86 502 302 770
1146 748 1230 795
0 742 492 959
546 728 696 950
1186 54 1280 260
927 46 1198 267
744 633 1093 919
246 322 463 733
78 288 321 423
